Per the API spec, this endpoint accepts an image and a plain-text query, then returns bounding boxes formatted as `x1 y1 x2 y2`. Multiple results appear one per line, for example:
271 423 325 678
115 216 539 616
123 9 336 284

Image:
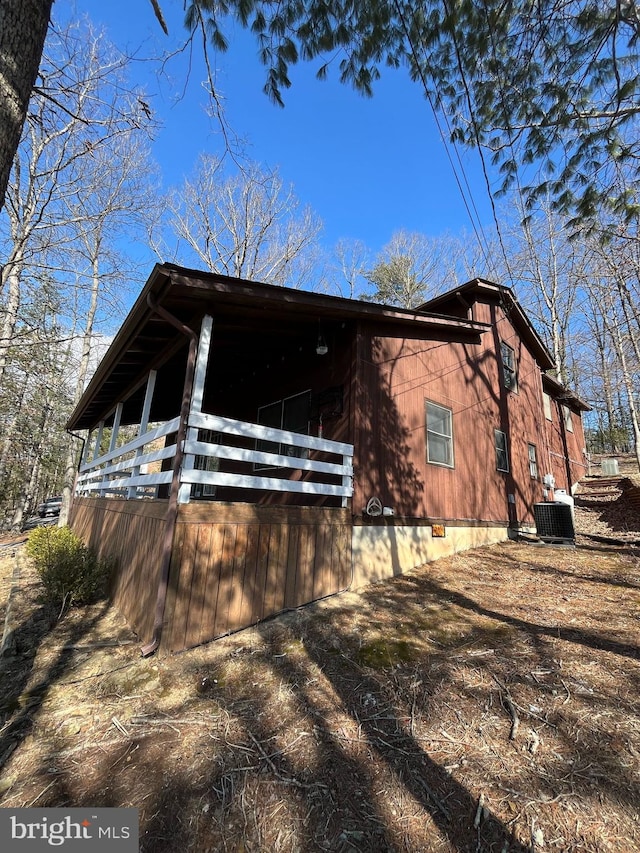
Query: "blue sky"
72 0 497 260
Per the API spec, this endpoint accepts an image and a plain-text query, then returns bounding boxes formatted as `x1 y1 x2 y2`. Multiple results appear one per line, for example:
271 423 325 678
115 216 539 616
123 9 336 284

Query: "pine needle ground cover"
0 494 639 852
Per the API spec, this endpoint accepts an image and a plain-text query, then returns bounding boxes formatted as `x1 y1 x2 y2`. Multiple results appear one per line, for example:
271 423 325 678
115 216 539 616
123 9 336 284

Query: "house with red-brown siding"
66 266 588 651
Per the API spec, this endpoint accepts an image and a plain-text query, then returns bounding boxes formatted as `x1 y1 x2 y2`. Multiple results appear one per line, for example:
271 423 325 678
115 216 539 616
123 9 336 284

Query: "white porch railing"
75 412 354 506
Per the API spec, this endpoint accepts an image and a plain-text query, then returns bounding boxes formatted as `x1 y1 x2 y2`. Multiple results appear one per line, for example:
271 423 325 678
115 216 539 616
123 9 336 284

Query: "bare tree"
0 20 153 388
583 227 640 467
327 238 371 298
0 20 157 526
509 199 583 384
0 0 53 214
363 231 448 308
156 155 323 289
57 134 157 525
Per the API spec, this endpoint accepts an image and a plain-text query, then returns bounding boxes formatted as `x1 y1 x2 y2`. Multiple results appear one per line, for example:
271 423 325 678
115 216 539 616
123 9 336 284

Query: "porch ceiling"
68 263 490 431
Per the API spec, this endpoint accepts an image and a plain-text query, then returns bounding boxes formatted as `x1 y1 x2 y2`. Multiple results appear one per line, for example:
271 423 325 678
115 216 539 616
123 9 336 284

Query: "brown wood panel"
214 524 239 637
165 503 352 651
197 524 225 646
284 525 300 609
69 497 168 645
254 524 271 621
263 523 283 619
295 524 315 608
184 527 215 647
71 498 352 653
167 521 198 653
313 524 329 599
163 524 184 652
237 522 260 634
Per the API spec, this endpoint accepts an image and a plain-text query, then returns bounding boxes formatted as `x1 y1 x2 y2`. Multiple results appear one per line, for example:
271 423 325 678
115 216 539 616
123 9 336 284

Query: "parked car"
37 495 62 518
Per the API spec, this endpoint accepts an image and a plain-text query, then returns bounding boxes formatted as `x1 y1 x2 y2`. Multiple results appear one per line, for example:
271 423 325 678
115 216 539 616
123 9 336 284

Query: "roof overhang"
67 264 490 432
542 373 591 412
419 278 556 372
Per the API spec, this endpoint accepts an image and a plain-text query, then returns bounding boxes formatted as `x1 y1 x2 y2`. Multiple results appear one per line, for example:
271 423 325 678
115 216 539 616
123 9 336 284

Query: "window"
193 429 220 497
528 443 538 479
495 429 509 472
562 405 574 433
543 391 552 420
256 390 311 468
426 401 454 467
500 341 517 391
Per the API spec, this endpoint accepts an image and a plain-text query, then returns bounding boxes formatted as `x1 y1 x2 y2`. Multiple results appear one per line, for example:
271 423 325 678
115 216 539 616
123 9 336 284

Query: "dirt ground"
1 470 640 852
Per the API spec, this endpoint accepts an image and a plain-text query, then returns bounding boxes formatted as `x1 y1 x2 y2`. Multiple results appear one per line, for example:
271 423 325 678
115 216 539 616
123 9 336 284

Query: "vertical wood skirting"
70 497 169 644
70 498 353 653
164 503 353 652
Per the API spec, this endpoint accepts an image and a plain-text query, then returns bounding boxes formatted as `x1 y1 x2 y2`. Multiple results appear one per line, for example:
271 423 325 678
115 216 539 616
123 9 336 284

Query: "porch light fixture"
316 321 328 356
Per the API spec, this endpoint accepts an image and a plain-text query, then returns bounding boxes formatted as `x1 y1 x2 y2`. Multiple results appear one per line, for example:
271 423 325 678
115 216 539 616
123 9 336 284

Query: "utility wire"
439 0 516 285
391 0 496 276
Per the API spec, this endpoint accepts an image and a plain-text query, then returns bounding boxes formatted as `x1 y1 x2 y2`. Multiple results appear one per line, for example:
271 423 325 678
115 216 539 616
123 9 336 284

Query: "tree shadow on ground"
131 618 529 853
398 574 639 663
575 537 640 557
0 600 109 770
500 547 640 590
8 544 640 852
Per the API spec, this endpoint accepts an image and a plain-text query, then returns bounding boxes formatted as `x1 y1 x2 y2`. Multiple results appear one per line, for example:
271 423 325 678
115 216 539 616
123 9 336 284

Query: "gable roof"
418 277 556 371
67 263 489 431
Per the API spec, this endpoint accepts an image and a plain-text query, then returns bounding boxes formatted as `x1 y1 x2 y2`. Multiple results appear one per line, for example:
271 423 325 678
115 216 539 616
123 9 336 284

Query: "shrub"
26 525 112 609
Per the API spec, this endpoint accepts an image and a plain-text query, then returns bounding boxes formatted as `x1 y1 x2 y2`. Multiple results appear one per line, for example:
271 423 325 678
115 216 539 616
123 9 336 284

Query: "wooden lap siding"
69 497 168 643
164 503 352 652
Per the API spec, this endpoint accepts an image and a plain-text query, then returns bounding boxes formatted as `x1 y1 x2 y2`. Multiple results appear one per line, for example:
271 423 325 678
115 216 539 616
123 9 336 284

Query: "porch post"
342 453 352 509
99 403 124 497
127 370 157 499
178 315 213 504
109 402 123 452
92 421 105 460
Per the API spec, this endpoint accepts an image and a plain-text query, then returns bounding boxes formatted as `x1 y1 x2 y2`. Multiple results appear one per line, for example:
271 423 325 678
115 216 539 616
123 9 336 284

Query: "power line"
391 0 497 276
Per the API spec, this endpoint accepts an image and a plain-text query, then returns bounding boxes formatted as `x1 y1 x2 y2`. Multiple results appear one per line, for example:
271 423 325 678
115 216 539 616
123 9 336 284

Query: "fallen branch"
62 641 136 651
492 676 520 740
414 775 451 821
129 715 218 727
474 792 485 829
111 716 129 737
247 730 327 790
58 661 137 686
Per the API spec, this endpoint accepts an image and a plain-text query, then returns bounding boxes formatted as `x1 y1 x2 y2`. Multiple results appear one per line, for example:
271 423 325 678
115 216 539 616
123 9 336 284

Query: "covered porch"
67 264 356 652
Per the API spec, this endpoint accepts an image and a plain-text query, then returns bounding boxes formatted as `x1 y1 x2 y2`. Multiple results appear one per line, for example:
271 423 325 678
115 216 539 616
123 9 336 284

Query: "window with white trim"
495 429 509 472
193 429 220 497
500 341 517 391
528 443 538 479
426 401 454 467
562 405 574 432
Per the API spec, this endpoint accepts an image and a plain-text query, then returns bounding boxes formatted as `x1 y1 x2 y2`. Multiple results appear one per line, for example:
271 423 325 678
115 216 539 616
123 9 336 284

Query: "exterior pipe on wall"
62 428 87 527
140 293 199 657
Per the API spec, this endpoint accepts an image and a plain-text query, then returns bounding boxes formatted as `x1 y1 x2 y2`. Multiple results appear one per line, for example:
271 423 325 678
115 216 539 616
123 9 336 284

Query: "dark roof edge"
163 263 491 333
66 264 489 431
542 373 591 412
419 278 556 370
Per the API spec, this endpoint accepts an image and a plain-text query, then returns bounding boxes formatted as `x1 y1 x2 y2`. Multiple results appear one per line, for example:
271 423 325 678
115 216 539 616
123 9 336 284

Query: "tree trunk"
606 308 640 472
10 401 50 530
59 253 102 526
0 259 23 387
0 0 53 213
